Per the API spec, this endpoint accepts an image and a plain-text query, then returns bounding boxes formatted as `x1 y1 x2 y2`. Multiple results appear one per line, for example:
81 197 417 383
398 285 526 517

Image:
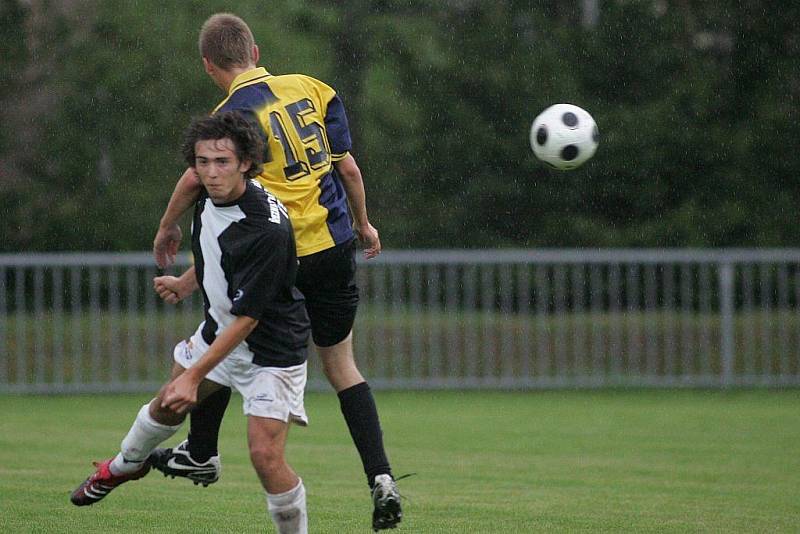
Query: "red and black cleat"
70 458 150 506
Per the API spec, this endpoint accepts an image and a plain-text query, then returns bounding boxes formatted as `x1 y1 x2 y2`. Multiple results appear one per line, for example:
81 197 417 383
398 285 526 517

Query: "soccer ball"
530 104 599 170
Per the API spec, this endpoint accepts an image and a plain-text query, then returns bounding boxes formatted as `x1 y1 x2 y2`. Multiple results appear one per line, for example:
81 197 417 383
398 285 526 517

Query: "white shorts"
173 335 308 425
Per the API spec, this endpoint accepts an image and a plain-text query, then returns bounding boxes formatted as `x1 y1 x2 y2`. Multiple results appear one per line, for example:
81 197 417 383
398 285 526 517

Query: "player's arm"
162 226 291 412
154 167 203 268
322 90 381 259
335 154 381 259
153 266 198 304
161 314 259 414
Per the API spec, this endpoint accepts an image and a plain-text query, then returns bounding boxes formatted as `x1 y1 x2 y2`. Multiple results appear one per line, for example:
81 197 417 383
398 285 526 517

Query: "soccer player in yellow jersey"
151 13 401 531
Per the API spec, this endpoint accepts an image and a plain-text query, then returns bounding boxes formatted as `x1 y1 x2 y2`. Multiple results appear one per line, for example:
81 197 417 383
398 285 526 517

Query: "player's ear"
239 159 252 174
252 45 259 65
202 57 213 75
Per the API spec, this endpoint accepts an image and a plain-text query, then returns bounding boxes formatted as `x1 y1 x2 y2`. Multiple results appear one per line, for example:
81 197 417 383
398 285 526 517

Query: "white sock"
110 402 182 475
267 479 308 534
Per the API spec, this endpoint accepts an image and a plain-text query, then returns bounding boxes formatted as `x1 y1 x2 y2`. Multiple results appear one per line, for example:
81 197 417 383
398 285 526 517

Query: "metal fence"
1 249 799 393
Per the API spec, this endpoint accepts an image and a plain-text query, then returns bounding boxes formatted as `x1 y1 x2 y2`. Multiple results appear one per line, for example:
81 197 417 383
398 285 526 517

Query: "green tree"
2 0 798 251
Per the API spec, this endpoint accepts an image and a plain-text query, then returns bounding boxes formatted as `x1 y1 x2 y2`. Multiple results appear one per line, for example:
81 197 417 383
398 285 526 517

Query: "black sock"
187 386 231 462
338 381 392 487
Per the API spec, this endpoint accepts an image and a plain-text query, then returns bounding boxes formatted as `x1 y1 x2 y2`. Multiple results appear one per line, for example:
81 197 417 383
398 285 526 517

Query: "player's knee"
323 366 362 392
149 401 184 426
249 443 285 475
320 349 364 391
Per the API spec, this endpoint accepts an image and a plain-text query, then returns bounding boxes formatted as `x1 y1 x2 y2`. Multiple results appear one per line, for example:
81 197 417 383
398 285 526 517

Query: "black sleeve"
228 229 290 319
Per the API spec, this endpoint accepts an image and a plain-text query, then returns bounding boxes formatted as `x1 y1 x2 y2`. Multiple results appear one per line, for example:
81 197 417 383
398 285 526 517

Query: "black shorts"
296 239 360 347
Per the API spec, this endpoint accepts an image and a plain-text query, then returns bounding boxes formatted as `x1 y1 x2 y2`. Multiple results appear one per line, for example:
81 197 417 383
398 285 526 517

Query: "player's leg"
149 387 229 485
114 361 223 466
70 352 222 506
298 240 401 530
234 357 308 533
149 339 230 485
317 334 401 531
248 416 307 534
187 386 231 461
317 333 392 482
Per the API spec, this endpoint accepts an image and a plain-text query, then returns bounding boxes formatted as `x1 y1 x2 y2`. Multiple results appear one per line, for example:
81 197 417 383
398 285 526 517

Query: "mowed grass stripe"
1 390 798 532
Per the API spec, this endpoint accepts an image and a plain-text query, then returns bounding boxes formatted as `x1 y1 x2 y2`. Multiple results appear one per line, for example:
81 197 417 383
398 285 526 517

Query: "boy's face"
193 137 250 203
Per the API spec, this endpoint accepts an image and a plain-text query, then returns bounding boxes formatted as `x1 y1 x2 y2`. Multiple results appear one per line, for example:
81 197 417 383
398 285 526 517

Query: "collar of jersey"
207 182 251 208
227 67 272 96
209 190 246 208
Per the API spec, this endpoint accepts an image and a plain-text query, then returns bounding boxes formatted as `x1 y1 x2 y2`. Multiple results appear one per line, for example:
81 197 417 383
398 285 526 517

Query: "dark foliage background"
2 0 798 251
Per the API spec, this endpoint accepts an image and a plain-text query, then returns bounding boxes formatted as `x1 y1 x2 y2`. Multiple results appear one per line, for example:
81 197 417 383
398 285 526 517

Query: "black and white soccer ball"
530 104 599 170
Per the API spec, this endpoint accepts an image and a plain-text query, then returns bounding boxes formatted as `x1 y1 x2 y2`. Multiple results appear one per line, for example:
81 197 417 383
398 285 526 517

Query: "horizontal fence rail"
1 250 799 393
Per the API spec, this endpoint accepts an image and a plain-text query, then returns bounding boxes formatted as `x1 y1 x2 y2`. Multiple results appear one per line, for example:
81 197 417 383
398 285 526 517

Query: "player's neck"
220 64 258 93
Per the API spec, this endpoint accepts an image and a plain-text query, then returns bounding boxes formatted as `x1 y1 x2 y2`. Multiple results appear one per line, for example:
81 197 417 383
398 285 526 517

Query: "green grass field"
1 390 799 533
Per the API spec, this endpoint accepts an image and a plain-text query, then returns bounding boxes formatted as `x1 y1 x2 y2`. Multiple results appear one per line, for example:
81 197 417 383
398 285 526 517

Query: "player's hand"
355 222 381 260
160 372 200 414
154 275 187 304
154 224 182 269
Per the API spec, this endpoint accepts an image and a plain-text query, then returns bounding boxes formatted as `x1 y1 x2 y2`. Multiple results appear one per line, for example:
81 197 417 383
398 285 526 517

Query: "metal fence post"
718 262 735 387
3 250 800 392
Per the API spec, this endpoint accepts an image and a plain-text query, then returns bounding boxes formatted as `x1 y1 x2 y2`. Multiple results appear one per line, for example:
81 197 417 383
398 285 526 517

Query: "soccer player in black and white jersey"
71 112 311 534
151 13 402 532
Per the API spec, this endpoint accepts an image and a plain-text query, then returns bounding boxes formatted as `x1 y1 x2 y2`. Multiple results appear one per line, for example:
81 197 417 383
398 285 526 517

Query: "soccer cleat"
149 440 221 487
70 458 150 506
371 474 402 531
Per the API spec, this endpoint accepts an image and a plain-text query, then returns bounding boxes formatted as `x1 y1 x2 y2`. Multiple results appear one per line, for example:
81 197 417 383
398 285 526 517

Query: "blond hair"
198 13 255 69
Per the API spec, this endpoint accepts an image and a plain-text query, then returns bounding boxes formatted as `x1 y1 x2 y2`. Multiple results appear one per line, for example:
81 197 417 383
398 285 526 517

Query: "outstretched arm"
153 167 203 268
335 154 381 259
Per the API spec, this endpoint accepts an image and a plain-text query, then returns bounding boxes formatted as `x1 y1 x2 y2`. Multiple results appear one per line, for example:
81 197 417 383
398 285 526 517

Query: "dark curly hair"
182 111 265 180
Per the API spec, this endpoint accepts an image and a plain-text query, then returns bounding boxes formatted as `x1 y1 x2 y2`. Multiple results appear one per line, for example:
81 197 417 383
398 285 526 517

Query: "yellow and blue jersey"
214 67 354 257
